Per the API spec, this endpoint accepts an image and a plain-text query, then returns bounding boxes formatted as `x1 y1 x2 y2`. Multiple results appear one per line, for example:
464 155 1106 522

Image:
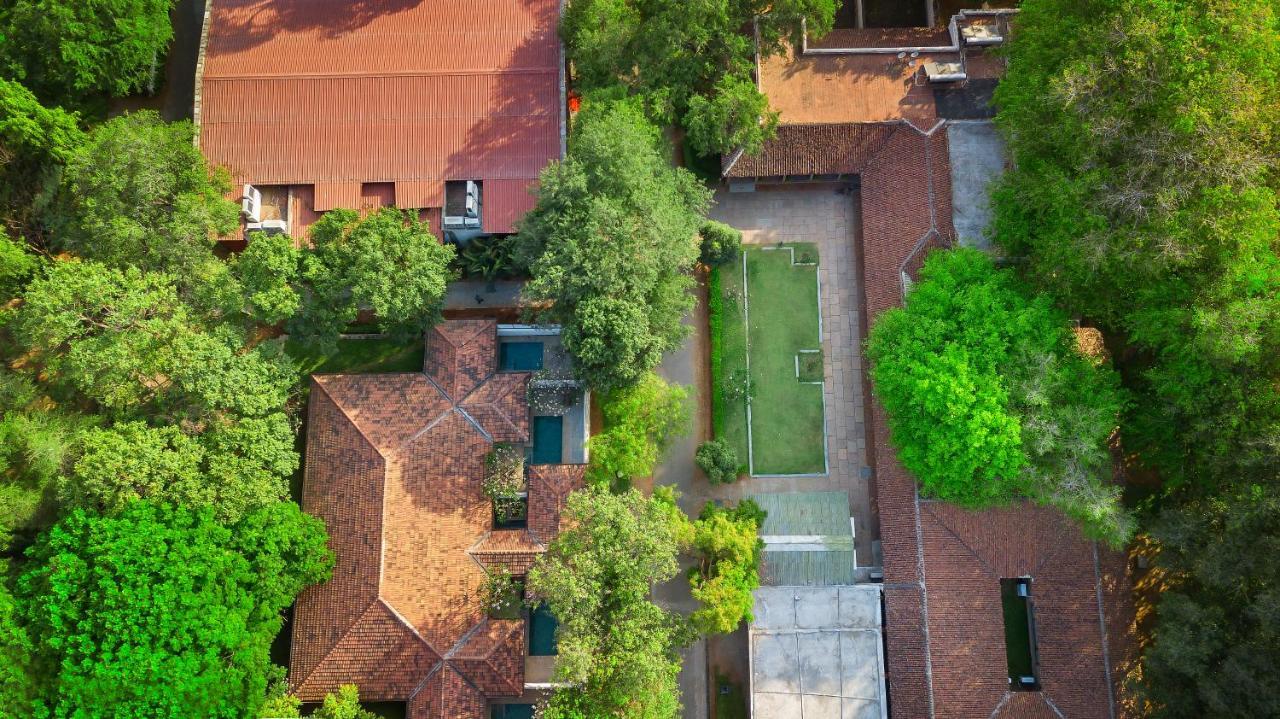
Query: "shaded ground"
109 0 204 121
284 337 425 379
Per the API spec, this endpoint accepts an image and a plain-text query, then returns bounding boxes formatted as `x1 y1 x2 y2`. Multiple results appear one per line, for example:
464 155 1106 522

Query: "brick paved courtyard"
706 185 876 567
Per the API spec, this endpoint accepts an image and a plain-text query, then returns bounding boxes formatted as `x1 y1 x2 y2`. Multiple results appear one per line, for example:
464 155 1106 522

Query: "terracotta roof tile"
410 665 487 719
461 372 531 444
724 123 896 178
453 619 527 697
291 320 583 715
527 464 584 543
424 320 497 401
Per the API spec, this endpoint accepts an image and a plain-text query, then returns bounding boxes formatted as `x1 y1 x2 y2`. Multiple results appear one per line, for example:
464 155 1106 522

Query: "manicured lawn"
285 336 425 378
711 244 827 476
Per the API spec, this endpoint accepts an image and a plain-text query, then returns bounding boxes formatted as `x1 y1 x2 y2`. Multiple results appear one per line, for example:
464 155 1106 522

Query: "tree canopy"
993 0 1280 491
517 98 710 391
587 371 690 487
44 112 239 282
867 248 1130 545
560 0 837 155
0 0 177 105
528 486 692 719
17 501 332 718
0 79 83 231
291 208 455 347
688 500 764 635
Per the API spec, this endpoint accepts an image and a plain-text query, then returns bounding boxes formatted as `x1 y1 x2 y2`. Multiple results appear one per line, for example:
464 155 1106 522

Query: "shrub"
696 439 739 484
587 372 690 487
483 444 525 523
699 221 742 267
479 566 523 619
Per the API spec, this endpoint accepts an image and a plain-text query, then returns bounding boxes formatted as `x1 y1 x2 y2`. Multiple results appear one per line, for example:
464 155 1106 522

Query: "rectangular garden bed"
710 244 827 476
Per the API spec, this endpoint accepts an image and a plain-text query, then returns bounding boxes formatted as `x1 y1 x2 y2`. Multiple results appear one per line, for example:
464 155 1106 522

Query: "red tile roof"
723 122 898 179
852 123 1132 718
291 320 582 717
198 0 561 232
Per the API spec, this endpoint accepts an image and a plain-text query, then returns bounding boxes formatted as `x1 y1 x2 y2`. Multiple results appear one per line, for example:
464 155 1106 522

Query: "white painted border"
742 245 831 478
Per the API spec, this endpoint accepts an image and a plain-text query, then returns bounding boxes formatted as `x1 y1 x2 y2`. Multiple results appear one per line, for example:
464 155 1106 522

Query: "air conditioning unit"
924 61 967 83
258 219 289 236
464 180 480 218
241 184 262 223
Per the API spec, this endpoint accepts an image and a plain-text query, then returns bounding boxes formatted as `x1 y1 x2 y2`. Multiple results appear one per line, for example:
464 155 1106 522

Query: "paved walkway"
705 186 876 567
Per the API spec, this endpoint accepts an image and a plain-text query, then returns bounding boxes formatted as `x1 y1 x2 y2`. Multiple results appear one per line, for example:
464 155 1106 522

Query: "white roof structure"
749 585 887 719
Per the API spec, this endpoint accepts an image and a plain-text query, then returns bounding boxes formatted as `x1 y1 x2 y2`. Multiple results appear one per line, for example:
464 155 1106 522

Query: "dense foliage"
17 502 332 718
517 98 710 391
291 208 455 347
994 0 1280 491
528 486 693 719
0 79 83 231
0 0 176 105
45 112 239 282
997 1 1280 711
560 0 836 154
1131 483 1280 717
698 220 742 267
867 249 1130 545
688 500 763 635
587 371 690 487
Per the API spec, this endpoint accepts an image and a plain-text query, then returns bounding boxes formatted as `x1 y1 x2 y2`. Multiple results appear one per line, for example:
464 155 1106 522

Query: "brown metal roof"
199 0 561 230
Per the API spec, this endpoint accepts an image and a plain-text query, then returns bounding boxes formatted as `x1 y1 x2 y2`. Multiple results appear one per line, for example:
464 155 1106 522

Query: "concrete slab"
797 631 842 696
752 633 801 694
748 585 887 719
947 121 1007 250
796 587 841 630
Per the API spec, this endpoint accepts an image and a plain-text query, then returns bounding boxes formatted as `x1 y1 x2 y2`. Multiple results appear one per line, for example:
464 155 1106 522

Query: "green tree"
688 500 763 635
518 99 710 391
528 486 691 719
867 249 1130 545
312 685 378 719
0 370 85 552
1132 482 1280 717
587 371 690 487
0 0 177 104
0 561 42 717
0 79 83 229
0 234 39 299
292 208 454 347
14 260 294 421
993 0 1280 490
231 232 301 326
560 0 836 154
18 501 332 719
45 112 239 282
67 416 293 524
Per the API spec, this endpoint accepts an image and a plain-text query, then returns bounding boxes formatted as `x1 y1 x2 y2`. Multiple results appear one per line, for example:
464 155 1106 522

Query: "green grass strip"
744 244 826 475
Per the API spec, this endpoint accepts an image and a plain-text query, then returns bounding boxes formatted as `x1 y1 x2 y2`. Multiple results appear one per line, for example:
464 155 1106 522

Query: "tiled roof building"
196 0 563 237
727 16 1136 718
291 320 582 717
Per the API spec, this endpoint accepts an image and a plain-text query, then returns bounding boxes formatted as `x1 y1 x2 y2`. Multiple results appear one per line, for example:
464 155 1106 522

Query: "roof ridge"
292 597 381 692
311 378 385 460
203 67 560 82
919 502 1001 581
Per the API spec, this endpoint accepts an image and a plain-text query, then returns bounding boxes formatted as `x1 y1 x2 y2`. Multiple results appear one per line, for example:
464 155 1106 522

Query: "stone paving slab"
706 186 875 566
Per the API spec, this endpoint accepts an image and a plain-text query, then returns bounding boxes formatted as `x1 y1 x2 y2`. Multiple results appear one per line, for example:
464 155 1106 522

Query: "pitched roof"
197 0 561 231
853 123 1132 718
291 320 581 716
723 123 897 179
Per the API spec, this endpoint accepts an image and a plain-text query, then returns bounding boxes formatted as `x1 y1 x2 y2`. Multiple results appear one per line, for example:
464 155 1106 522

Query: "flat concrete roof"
947 120 1007 250
749 585 887 719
